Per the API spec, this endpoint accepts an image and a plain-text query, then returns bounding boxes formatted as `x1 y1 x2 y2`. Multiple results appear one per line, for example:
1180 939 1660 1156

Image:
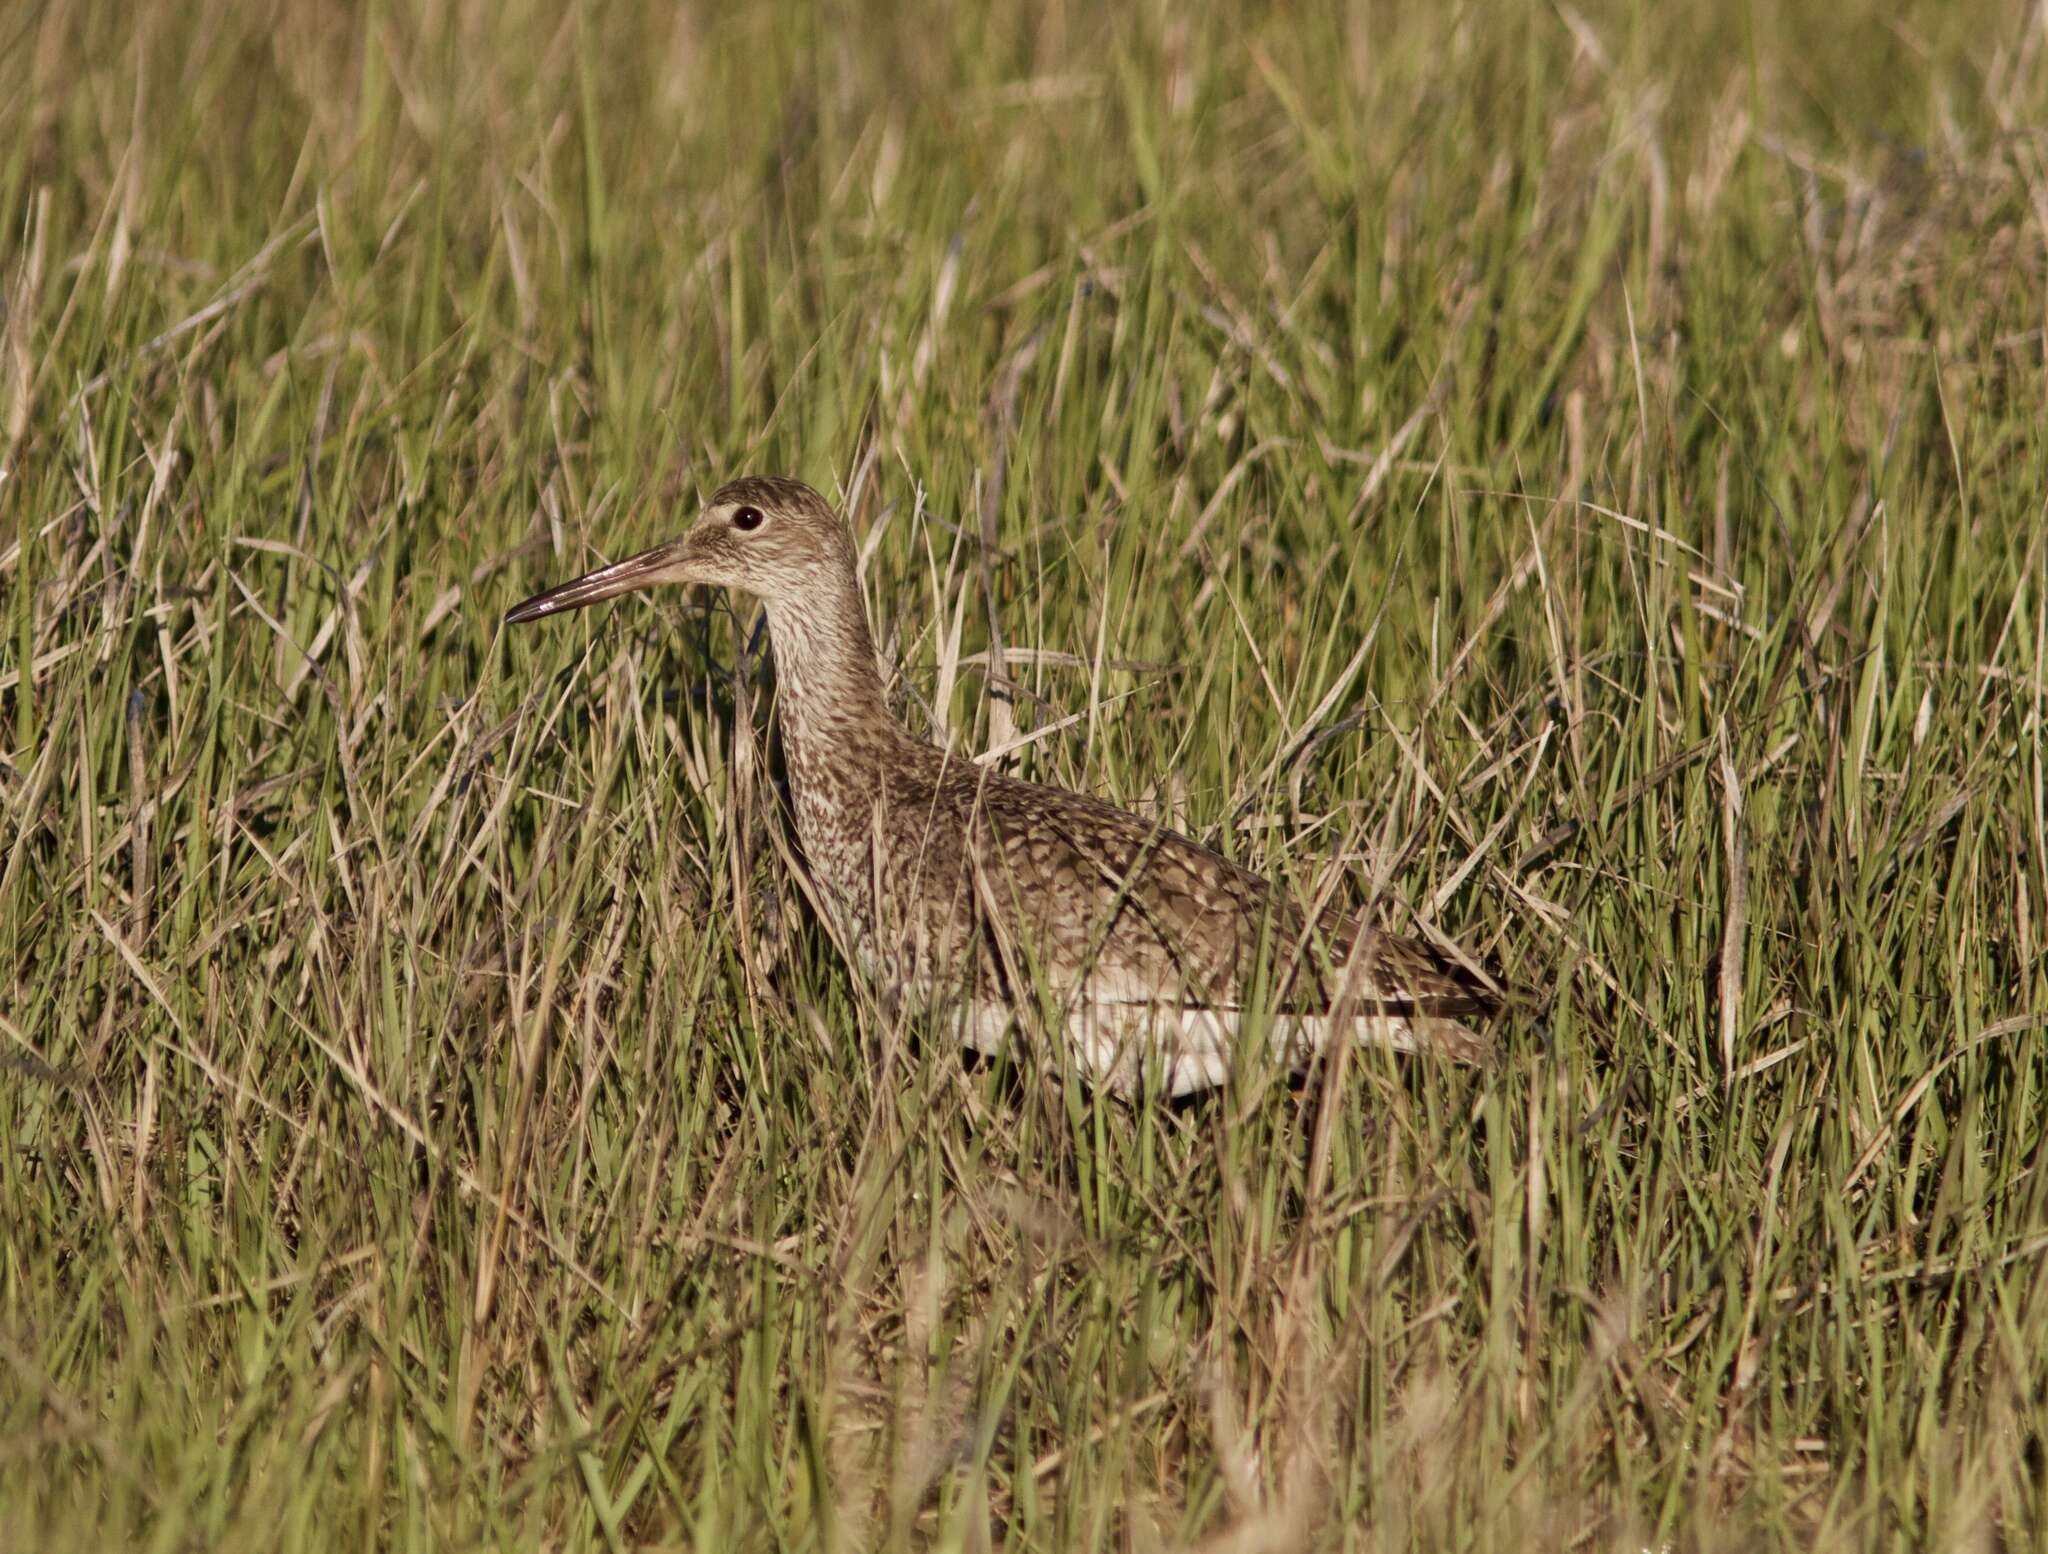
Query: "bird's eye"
732 506 764 532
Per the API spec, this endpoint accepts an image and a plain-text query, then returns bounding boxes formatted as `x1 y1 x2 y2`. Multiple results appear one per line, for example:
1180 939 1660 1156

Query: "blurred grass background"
3 0 2047 1548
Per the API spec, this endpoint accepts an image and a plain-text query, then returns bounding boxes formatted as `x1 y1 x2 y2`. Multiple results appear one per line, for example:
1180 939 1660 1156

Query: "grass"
3 0 2047 1547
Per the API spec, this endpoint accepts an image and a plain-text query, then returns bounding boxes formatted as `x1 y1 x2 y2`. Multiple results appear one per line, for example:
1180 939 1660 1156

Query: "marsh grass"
3 0 2047 1548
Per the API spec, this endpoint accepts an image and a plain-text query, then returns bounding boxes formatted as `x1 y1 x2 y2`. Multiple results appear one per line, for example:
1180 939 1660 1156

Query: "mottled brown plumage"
507 477 1500 1095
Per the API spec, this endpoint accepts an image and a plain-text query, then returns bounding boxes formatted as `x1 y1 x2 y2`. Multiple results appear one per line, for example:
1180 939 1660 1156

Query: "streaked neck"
763 572 902 758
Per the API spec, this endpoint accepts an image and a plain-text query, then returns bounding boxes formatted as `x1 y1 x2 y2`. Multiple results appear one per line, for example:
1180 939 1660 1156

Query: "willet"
507 477 1501 1095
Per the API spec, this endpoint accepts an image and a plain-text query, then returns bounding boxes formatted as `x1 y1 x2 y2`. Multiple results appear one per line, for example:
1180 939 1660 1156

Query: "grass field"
5 0 2048 1547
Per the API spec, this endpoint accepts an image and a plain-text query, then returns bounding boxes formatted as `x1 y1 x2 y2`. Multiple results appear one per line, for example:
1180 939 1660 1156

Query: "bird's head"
504 476 853 624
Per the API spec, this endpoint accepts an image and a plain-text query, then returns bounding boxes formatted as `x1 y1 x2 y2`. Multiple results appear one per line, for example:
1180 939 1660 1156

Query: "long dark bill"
503 540 686 625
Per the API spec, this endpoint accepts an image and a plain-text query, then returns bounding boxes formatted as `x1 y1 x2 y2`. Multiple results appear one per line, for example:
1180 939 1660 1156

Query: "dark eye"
732 506 764 532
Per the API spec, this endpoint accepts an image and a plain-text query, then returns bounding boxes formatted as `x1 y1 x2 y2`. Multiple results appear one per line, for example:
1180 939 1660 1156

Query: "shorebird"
507 477 1502 1096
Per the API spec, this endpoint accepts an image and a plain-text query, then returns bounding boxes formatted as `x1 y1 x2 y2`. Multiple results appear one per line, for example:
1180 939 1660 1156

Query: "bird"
505 476 1503 1097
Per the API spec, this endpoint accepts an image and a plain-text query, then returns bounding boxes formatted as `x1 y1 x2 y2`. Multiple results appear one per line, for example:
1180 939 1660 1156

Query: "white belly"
945 997 1441 1098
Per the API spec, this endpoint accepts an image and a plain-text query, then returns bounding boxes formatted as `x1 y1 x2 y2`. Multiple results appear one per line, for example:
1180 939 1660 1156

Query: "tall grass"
3 0 2045 1548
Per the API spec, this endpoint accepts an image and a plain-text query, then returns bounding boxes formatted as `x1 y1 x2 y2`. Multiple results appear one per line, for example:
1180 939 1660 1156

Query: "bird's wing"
957 771 1495 1021
962 774 1267 1002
